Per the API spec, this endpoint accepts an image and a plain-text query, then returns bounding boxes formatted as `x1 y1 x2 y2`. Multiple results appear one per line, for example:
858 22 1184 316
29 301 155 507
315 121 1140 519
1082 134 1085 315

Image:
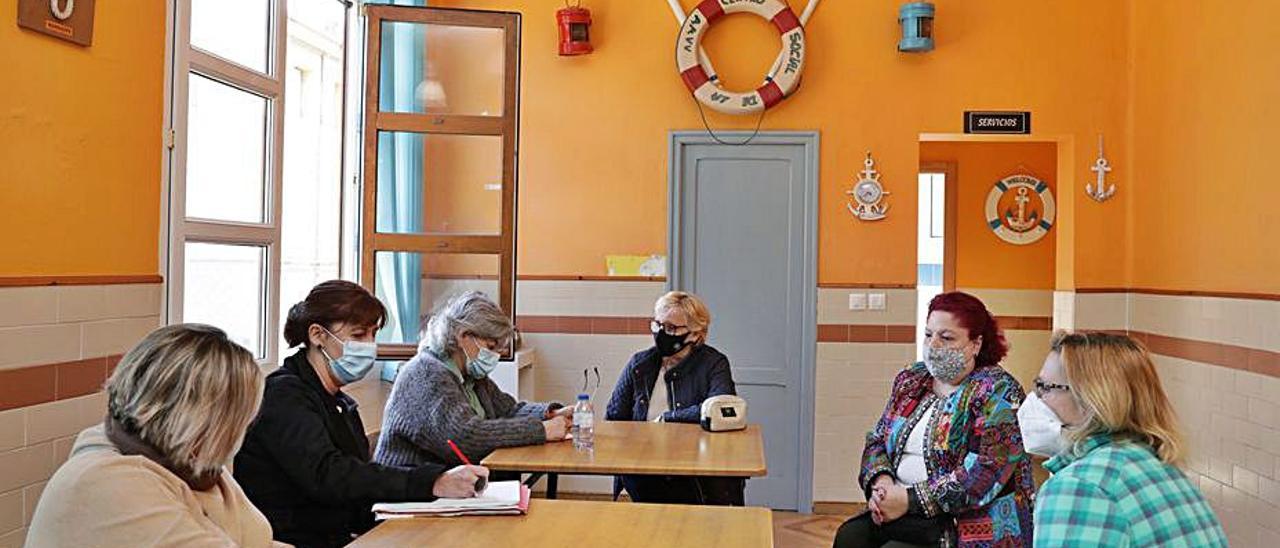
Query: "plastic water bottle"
572 393 594 451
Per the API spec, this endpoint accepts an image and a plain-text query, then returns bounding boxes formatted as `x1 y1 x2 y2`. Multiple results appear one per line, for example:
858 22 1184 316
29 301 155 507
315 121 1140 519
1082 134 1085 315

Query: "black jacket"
605 344 736 424
233 350 446 548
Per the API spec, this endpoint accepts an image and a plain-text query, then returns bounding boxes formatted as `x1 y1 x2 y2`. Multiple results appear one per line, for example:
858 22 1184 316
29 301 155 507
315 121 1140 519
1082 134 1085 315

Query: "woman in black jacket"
605 291 741 505
234 280 487 548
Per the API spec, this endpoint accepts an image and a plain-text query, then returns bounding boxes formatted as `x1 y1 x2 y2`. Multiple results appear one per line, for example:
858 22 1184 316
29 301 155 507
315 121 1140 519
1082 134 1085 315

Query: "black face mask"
654 330 689 357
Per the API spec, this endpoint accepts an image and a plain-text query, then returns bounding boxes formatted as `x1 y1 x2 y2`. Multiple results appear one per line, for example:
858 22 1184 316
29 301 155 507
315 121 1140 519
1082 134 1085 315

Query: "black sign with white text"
964 111 1031 134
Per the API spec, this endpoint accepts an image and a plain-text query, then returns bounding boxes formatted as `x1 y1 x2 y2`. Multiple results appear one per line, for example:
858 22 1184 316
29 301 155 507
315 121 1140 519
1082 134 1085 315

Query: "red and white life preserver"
676 0 806 115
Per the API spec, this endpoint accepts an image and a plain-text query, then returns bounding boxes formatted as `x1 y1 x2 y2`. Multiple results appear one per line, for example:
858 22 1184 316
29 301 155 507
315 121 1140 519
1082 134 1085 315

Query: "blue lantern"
898 2 935 53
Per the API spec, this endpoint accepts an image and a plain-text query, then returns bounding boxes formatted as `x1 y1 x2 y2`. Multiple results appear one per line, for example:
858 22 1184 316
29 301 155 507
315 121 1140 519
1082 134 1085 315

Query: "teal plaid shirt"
1034 433 1227 547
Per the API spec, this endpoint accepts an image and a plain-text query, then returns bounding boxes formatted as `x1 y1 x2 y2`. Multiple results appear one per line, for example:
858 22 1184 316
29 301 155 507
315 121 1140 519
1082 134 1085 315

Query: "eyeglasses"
1033 378 1071 398
650 319 690 336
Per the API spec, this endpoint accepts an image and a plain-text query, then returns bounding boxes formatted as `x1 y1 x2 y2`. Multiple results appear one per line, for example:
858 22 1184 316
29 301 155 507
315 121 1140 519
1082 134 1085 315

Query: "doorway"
668 131 818 511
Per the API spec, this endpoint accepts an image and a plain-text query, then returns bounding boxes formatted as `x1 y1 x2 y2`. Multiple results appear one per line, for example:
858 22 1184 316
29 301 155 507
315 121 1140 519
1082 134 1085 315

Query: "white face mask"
1017 392 1070 457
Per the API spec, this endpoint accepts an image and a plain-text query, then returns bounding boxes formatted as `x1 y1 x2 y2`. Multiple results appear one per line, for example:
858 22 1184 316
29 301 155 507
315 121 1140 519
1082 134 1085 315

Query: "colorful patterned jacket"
859 362 1036 547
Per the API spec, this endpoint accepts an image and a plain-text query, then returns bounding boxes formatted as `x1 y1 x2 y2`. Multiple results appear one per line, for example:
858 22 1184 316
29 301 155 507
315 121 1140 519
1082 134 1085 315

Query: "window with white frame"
166 0 350 364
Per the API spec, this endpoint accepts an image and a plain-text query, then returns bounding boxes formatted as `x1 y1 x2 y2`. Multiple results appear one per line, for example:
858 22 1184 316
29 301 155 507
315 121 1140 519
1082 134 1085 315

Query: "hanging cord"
692 93 767 146
672 16 769 146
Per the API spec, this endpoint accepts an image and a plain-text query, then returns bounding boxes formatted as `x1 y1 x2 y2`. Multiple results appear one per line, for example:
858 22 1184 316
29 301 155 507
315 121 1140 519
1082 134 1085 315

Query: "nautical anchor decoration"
847 152 889 221
1086 134 1116 202
985 173 1055 245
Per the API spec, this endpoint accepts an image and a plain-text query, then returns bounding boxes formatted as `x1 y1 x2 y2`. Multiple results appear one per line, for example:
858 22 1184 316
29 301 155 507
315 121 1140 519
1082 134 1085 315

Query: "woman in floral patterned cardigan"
834 292 1036 548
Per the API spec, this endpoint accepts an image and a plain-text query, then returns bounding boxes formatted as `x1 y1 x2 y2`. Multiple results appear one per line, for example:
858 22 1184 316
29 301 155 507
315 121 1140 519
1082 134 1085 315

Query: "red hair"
927 291 1008 369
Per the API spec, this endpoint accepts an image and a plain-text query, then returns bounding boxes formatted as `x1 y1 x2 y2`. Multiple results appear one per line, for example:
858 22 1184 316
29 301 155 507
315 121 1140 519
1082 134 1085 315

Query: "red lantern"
557 3 592 56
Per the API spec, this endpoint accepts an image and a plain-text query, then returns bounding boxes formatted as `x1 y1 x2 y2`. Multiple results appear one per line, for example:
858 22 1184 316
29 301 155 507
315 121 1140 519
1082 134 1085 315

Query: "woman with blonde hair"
1021 331 1226 547
27 324 279 547
606 290 740 505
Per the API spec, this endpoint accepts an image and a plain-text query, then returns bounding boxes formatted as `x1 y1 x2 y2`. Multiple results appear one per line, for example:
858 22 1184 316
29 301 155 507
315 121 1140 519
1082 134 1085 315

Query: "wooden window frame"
359 5 521 359
919 161 958 292
165 0 288 364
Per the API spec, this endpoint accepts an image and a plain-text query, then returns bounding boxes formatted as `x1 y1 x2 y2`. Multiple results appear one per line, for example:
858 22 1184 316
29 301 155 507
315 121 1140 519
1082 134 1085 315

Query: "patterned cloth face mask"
925 346 969 383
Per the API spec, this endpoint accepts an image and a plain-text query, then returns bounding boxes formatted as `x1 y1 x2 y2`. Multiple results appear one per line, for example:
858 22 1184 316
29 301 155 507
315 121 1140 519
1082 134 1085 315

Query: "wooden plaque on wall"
17 0 95 46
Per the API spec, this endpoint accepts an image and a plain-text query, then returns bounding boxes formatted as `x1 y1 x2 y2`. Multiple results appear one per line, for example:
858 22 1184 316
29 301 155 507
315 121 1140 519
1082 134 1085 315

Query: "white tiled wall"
817 288 916 326
957 287 1054 317
813 288 918 502
1129 293 1280 353
0 392 107 547
0 284 161 371
813 342 916 502
1157 355 1280 547
0 283 160 547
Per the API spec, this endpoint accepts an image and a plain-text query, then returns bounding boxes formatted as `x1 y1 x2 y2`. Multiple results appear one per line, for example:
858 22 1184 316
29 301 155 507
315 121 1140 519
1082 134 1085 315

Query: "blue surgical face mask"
319 327 378 385
462 337 501 379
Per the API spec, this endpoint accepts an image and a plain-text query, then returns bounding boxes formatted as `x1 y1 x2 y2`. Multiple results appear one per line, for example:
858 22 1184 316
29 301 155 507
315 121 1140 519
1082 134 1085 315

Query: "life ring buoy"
985 174 1056 245
676 0 806 115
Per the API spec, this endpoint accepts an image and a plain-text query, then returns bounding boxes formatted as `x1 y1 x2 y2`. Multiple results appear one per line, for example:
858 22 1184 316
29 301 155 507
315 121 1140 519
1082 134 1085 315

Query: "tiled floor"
774 511 844 548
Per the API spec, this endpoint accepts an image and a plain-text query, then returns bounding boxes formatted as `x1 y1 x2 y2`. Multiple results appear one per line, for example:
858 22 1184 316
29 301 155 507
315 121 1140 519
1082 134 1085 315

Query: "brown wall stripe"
817 324 917 344
422 275 668 282
0 275 163 288
517 275 667 282
516 315 651 335
0 354 121 411
1075 287 1280 302
517 316 922 343
995 315 1054 331
1127 331 1280 379
817 283 917 289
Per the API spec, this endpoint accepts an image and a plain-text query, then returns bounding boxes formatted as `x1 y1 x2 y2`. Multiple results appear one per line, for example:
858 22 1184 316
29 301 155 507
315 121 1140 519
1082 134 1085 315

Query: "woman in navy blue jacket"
605 291 741 505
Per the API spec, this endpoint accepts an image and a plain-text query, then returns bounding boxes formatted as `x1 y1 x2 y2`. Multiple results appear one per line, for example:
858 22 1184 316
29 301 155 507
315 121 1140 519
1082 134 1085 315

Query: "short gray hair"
107 324 263 475
421 291 514 357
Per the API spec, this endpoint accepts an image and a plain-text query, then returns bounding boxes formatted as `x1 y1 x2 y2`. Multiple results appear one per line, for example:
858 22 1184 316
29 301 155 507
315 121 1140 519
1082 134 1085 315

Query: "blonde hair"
1050 331 1184 464
107 324 264 475
655 291 711 335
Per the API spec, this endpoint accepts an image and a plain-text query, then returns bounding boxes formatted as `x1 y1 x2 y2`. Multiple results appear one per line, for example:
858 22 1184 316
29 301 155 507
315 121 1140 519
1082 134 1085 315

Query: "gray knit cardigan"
373 349 555 468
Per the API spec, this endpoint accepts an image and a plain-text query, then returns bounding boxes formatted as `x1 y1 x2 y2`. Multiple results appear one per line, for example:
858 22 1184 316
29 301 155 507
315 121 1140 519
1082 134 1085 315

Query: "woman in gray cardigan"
374 291 571 471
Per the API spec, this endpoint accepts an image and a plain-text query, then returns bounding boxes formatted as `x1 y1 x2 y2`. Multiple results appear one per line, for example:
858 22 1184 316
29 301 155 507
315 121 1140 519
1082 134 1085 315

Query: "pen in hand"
446 439 488 494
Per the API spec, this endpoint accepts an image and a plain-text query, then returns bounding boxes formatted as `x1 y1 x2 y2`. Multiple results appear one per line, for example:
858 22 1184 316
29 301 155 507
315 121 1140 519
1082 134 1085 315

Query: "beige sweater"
26 425 282 548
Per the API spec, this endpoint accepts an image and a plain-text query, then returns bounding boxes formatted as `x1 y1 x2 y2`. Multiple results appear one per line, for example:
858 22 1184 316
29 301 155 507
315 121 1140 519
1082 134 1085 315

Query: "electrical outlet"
868 293 887 311
848 293 868 310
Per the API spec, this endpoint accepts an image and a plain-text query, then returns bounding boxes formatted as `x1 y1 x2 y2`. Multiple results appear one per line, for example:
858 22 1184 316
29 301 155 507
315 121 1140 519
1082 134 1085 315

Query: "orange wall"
429 0 1130 286
1127 0 1280 294
0 0 166 276
921 142 1057 290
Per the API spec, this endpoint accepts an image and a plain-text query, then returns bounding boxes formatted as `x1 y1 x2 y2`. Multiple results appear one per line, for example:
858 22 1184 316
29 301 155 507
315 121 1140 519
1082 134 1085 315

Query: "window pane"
183 242 266 358
279 0 345 353
375 131 503 235
378 22 505 116
186 74 269 223
373 251 501 345
190 0 271 73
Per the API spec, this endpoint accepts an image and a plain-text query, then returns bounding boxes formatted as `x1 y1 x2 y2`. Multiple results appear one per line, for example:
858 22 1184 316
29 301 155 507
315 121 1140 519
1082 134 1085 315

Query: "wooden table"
349 499 774 547
481 421 767 498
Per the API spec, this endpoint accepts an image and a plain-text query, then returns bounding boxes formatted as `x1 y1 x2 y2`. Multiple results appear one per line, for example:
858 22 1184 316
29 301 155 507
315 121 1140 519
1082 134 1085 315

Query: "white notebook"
372 480 528 519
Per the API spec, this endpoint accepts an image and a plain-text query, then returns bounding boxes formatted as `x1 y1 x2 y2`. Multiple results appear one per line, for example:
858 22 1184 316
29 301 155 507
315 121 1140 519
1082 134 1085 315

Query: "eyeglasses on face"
650 319 690 336
1033 378 1071 398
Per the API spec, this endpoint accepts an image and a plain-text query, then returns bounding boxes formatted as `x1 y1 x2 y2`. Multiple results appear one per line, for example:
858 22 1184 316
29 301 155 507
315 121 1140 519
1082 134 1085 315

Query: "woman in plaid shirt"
1023 332 1227 547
